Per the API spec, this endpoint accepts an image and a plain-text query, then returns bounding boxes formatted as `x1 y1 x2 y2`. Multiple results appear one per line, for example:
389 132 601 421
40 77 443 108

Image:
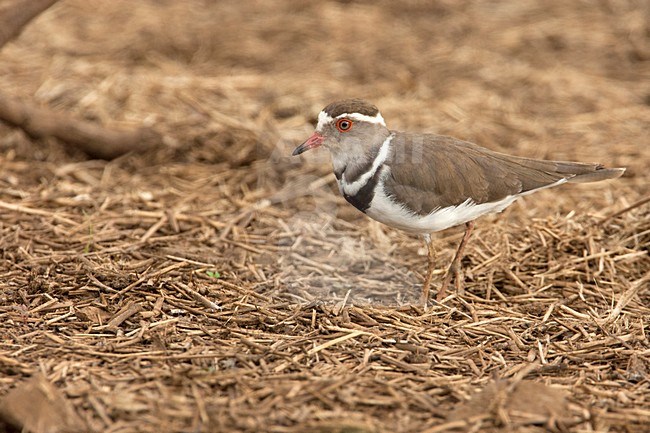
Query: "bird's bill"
292 132 324 156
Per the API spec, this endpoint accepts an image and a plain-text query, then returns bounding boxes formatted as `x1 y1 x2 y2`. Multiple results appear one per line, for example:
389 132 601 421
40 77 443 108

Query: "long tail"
507 156 626 184
563 164 626 183
496 155 626 193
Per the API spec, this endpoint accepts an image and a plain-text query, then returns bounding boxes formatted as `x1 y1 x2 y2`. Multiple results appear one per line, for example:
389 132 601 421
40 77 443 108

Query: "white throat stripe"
341 134 394 196
316 110 386 131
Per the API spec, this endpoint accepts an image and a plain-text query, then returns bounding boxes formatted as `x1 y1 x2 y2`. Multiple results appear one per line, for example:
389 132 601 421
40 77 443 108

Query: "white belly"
365 181 518 234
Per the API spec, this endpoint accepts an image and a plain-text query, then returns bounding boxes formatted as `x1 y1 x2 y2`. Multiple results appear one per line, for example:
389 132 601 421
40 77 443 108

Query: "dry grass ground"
0 1 649 432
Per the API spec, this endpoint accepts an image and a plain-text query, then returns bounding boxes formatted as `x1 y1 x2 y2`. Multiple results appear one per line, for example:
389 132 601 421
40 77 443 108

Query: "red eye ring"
336 118 353 132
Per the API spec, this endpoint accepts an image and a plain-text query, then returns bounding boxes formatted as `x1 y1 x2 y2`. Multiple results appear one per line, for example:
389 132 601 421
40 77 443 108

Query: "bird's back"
382 132 624 216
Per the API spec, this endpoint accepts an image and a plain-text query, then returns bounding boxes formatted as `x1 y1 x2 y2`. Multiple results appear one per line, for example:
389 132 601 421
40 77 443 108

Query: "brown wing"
383 132 622 216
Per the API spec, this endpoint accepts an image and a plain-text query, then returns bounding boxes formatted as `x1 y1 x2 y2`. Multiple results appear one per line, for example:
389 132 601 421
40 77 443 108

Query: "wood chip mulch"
1 1 649 432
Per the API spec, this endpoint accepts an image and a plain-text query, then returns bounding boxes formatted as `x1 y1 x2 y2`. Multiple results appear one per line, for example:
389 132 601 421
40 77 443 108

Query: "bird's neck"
331 132 394 183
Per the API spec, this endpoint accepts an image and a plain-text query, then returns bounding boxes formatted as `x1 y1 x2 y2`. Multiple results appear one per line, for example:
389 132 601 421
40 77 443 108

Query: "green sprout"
206 270 221 279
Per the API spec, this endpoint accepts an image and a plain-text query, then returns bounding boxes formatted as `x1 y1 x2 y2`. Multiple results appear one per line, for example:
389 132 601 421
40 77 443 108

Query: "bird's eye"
336 118 353 132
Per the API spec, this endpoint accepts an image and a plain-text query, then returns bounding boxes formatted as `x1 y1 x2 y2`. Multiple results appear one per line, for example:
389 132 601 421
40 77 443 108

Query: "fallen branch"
0 94 160 159
0 0 161 159
0 0 59 49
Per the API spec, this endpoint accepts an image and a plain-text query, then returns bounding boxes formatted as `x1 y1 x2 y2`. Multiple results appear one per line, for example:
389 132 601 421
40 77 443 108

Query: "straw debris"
0 1 648 432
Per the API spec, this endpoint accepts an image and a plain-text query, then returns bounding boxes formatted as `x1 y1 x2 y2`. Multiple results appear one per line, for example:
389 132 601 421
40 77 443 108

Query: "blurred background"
2 0 647 165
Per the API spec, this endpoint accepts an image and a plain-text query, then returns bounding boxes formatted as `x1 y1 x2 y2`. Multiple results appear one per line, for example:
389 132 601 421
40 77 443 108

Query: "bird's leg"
437 221 475 300
420 233 436 307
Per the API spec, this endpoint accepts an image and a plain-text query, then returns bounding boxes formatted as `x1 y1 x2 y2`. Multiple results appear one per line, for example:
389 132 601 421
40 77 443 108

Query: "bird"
292 99 625 304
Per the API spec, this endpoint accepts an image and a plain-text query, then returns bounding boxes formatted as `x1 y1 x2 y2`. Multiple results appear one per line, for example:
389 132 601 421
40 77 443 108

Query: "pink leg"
437 221 475 300
421 234 435 307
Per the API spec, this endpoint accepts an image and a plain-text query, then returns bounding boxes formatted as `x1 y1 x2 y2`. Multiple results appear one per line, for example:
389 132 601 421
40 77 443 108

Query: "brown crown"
322 99 379 118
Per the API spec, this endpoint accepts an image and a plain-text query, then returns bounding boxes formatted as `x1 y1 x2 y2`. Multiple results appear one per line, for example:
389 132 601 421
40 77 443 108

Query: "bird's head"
292 99 391 165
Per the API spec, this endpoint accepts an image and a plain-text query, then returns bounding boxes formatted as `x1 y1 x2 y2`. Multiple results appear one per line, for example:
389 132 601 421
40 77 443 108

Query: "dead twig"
105 301 143 332
597 195 650 226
